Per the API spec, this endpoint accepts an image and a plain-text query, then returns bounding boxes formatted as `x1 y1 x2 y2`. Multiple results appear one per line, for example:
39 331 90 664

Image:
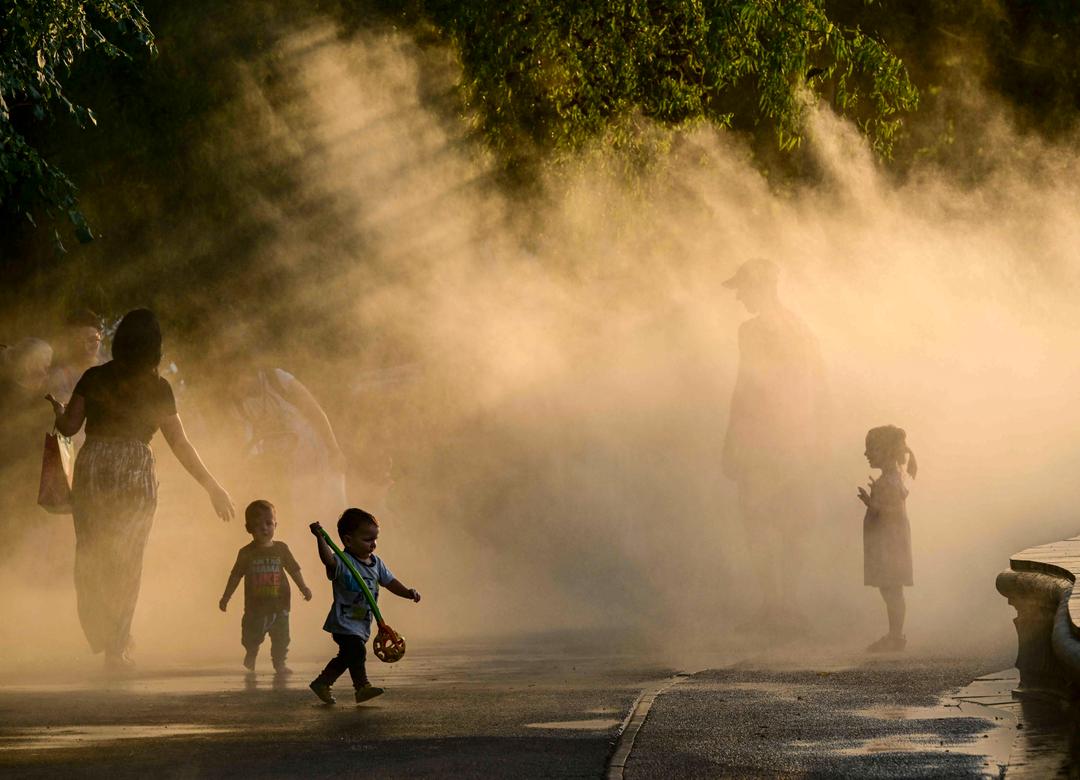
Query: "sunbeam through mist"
4 10 1080 674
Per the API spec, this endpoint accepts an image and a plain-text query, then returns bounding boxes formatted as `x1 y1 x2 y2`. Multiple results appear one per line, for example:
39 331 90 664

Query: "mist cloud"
5 13 1080 670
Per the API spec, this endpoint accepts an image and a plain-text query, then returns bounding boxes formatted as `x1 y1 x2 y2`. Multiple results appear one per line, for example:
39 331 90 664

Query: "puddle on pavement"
835 734 959 755
0 673 282 696
1005 694 1079 777
0 650 648 696
797 670 1022 776
0 724 233 751
802 706 1010 768
0 662 462 695
835 668 1079 776
853 702 998 721
525 719 622 731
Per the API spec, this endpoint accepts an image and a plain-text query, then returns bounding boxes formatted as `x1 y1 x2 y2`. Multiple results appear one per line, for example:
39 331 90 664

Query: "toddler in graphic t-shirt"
219 500 311 673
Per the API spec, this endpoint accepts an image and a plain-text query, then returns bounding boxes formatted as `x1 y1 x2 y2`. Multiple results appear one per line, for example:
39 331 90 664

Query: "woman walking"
49 309 234 669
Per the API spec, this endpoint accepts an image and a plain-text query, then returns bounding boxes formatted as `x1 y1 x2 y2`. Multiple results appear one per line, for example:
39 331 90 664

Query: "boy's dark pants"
241 610 290 667
315 633 368 689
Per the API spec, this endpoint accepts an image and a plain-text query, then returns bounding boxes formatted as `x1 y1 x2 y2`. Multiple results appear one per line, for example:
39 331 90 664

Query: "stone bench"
997 535 1080 696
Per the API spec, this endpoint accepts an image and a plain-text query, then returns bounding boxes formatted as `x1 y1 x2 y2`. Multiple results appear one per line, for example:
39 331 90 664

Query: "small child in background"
308 508 420 705
220 500 312 673
857 425 917 653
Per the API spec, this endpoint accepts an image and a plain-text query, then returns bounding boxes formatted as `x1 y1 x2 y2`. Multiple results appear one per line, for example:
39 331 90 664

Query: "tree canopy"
4 0 1080 248
408 0 918 166
3 0 922 238
1 0 154 247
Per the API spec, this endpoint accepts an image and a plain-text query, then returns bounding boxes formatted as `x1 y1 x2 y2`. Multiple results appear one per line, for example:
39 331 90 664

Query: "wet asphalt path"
625 649 1022 779
0 637 670 779
0 635 1056 778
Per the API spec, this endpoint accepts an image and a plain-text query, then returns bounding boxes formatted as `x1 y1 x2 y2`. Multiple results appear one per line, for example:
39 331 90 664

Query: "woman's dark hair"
112 309 162 373
338 507 378 538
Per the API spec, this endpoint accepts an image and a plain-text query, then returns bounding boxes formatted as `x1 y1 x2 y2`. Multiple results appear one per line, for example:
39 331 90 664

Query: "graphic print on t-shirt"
233 541 299 613
249 555 284 599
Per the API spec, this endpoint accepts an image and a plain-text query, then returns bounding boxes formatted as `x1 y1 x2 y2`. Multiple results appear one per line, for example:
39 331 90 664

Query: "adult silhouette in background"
48 309 104 453
49 309 235 670
722 259 827 629
48 309 103 405
0 338 54 554
233 367 347 524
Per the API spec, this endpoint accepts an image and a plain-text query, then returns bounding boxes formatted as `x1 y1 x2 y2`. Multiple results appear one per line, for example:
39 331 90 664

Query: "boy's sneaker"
274 664 293 676
354 684 384 704
243 650 257 670
309 679 336 704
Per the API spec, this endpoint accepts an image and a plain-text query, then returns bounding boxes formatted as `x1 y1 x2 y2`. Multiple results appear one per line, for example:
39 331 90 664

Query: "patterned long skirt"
71 437 157 655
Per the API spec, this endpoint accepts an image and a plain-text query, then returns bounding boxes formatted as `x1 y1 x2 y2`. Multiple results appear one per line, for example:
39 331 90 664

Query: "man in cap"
722 258 827 630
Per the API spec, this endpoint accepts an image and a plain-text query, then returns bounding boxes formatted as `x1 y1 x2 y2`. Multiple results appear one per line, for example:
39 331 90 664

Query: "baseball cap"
722 257 780 290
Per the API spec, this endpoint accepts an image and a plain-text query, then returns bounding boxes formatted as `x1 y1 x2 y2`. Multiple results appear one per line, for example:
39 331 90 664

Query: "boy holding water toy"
308 508 421 705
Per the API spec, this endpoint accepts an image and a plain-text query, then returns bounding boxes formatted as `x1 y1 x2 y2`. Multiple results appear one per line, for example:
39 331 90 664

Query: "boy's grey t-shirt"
322 551 394 640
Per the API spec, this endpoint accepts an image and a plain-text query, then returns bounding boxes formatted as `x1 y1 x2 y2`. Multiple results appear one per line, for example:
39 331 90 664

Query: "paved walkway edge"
606 674 689 780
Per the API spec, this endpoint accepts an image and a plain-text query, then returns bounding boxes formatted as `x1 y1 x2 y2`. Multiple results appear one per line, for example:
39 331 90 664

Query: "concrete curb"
606 673 690 780
998 548 1080 695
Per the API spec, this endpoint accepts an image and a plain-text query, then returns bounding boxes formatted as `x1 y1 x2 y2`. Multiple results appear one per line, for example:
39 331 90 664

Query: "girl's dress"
863 469 913 587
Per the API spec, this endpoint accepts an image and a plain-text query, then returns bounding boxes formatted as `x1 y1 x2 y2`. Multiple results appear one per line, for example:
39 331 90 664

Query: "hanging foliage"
402 0 919 168
1 0 154 247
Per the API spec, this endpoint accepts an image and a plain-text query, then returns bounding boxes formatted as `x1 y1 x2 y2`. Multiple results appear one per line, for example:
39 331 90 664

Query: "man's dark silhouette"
723 258 827 626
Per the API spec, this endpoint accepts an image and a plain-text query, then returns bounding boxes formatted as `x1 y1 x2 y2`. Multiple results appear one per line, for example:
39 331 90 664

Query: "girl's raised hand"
857 486 871 506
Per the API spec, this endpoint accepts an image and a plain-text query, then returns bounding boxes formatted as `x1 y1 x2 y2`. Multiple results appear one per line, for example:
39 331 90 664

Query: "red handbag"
38 430 74 514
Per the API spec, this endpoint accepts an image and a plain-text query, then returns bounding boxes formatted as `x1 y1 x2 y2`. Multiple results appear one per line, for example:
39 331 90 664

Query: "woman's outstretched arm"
160 413 235 521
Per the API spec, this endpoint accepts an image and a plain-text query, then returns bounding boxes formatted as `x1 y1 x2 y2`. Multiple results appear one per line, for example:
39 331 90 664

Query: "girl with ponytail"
857 425 917 652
